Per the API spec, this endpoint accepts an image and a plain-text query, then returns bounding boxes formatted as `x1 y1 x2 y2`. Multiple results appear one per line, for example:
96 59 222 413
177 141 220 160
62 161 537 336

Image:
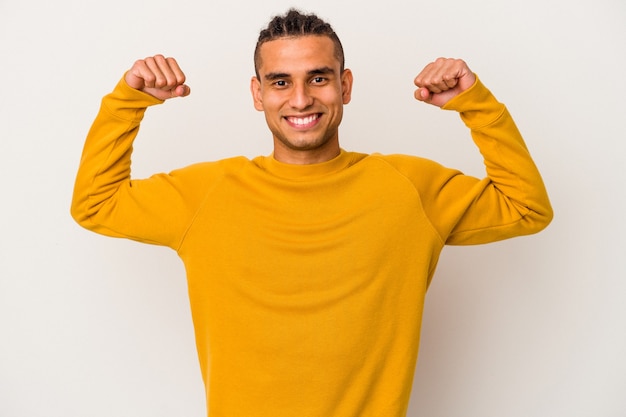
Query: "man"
71 8 552 417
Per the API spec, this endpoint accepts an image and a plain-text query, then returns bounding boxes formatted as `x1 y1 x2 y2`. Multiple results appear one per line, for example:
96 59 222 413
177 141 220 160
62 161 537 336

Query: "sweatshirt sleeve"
70 77 210 249
403 76 553 245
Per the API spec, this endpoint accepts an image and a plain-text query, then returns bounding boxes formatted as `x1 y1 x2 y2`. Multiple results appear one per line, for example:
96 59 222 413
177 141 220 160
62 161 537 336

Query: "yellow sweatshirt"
71 76 552 417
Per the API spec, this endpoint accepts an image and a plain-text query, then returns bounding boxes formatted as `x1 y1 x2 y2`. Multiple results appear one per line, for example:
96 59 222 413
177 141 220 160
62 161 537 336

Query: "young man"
71 9 552 417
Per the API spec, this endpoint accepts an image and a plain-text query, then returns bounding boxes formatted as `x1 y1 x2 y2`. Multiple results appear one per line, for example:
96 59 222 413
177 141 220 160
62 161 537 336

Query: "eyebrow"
264 66 336 81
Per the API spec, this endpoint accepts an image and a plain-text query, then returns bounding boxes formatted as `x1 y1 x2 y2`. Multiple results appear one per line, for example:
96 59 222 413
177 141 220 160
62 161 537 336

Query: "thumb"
171 84 191 98
414 87 431 103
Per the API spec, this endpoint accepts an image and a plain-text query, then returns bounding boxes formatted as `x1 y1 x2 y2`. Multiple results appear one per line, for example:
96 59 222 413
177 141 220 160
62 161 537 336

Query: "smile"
286 114 321 127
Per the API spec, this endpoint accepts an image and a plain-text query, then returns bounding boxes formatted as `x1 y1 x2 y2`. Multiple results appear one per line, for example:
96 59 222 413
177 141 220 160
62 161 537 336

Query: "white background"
1 0 625 416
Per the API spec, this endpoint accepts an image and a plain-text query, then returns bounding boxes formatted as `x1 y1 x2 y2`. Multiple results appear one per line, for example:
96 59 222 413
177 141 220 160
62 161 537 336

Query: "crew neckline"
254 149 355 181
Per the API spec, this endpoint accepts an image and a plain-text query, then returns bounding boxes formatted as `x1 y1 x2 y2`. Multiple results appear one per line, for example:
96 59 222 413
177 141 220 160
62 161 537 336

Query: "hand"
414 58 476 107
125 55 190 101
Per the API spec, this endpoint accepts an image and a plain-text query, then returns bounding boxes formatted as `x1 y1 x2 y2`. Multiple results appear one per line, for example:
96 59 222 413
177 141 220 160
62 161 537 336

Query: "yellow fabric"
71 76 552 417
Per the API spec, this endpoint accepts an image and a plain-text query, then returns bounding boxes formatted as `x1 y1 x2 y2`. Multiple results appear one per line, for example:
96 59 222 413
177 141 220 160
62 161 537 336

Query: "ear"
250 76 264 111
341 69 353 105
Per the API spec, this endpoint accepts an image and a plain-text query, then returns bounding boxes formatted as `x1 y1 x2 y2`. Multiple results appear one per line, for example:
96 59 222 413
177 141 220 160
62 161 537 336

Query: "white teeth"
289 114 318 125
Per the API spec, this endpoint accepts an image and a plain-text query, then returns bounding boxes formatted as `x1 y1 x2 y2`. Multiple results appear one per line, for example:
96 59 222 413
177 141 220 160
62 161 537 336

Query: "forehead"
257 35 339 75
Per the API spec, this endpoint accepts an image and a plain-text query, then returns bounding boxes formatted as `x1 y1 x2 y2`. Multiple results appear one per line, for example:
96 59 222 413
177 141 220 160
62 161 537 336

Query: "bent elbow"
70 188 99 231
524 200 554 235
70 197 90 229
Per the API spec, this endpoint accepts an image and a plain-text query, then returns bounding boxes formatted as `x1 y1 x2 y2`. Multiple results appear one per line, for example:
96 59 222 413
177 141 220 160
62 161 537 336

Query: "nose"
288 82 314 110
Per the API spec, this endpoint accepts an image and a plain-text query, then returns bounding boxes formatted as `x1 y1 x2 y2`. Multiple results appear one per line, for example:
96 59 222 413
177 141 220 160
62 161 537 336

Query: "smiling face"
251 35 353 164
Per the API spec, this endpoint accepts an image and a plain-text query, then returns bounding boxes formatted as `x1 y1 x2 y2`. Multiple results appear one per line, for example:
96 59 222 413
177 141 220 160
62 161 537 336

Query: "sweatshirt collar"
254 149 354 181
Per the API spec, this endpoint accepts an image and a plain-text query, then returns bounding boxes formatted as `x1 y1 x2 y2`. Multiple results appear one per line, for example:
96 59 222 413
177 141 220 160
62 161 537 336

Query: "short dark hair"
254 9 345 77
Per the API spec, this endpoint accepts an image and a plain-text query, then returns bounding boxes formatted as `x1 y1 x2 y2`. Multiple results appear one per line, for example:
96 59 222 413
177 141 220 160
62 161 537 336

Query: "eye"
272 80 288 88
312 76 327 84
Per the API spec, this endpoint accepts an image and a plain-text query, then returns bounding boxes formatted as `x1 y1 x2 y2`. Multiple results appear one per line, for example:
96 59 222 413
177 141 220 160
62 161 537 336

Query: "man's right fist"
125 55 190 100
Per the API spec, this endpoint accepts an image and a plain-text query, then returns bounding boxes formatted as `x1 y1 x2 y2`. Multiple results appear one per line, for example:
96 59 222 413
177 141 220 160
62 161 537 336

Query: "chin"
283 137 329 151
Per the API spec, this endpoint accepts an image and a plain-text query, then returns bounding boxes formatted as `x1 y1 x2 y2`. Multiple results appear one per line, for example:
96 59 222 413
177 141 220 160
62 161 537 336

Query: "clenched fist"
125 55 190 101
414 58 476 108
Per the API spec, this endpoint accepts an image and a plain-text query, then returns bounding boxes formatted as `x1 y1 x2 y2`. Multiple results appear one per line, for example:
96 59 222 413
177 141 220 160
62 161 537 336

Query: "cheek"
258 93 284 113
322 88 345 107
320 90 345 116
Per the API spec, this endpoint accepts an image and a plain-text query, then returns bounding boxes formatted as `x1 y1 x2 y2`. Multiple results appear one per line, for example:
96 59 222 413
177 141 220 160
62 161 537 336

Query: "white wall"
1 0 624 416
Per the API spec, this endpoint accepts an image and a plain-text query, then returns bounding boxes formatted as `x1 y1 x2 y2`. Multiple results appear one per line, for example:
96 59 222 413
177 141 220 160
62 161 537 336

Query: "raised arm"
70 56 199 248
409 58 553 244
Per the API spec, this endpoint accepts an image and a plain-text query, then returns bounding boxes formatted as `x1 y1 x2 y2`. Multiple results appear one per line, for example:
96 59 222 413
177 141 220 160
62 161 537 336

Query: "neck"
272 140 341 165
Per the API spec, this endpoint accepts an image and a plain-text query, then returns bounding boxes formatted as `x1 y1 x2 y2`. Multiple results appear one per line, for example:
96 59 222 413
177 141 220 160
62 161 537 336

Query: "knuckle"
143 73 156 84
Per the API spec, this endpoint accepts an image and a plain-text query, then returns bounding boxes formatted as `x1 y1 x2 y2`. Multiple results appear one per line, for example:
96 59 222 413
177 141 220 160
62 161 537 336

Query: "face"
251 36 353 164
